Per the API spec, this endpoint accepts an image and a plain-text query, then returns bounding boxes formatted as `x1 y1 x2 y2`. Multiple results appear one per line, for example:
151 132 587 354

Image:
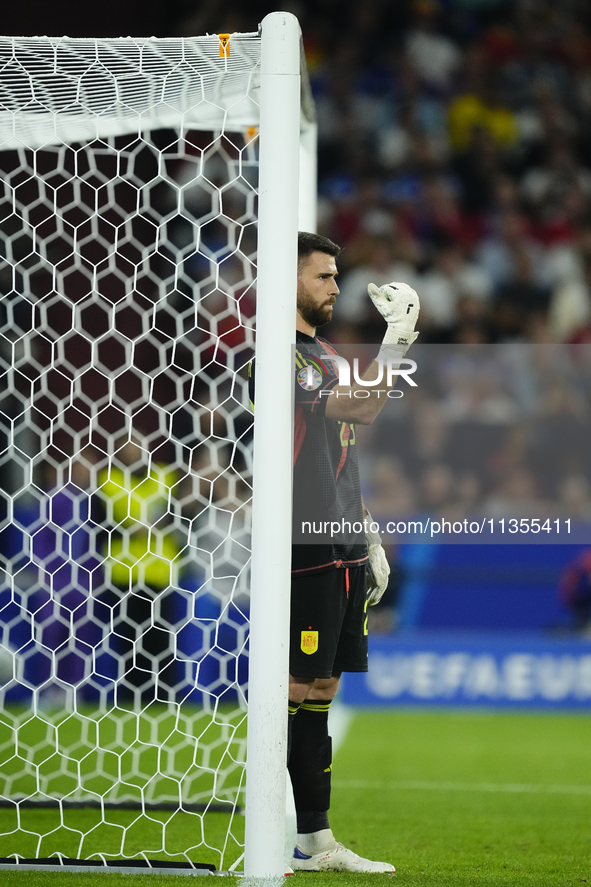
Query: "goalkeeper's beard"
297 289 335 329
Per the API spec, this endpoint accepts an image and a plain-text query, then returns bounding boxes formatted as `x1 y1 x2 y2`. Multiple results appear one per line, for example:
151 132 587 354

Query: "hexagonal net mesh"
0 34 263 870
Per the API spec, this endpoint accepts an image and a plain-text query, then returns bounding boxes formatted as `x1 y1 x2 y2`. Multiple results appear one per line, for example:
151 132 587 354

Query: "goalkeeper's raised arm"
323 280 420 423
295 242 420 424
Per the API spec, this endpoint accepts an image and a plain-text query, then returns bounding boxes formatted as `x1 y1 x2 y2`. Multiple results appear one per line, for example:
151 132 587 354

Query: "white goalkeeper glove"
367 281 420 359
365 510 390 606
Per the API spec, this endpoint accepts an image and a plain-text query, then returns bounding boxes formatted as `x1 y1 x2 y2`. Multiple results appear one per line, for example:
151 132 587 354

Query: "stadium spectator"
418 462 456 517
491 245 553 340
558 547 591 634
364 456 417 520
502 14 570 113
95 437 182 706
405 0 461 95
377 66 449 172
475 210 551 292
27 458 97 705
416 235 492 335
452 126 508 216
562 251 591 342
483 464 545 519
521 140 591 242
447 74 518 154
556 474 591 522
335 235 418 324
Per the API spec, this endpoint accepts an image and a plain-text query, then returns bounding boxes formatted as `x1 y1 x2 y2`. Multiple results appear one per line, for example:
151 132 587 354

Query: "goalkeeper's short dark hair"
298 231 342 265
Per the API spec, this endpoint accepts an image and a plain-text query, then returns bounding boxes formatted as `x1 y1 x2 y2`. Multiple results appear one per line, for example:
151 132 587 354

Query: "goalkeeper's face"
297 251 339 332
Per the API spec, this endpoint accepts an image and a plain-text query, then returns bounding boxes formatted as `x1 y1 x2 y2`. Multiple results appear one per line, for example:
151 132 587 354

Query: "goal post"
245 13 300 878
0 11 314 876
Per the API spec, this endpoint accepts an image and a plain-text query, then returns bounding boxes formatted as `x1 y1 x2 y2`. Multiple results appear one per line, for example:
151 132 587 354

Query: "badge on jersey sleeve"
301 628 319 655
297 365 322 390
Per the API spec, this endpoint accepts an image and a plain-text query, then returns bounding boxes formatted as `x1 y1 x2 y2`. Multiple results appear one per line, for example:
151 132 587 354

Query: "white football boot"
292 829 395 873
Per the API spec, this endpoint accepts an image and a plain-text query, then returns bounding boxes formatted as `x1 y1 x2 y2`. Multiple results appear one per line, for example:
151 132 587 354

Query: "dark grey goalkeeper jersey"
249 330 368 575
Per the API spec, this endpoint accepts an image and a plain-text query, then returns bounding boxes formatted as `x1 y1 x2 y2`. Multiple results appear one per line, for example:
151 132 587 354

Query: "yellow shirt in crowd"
98 463 179 589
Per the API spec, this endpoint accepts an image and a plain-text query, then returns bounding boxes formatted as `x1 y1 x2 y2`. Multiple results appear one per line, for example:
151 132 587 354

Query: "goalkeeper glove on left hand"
364 510 390 606
367 543 390 606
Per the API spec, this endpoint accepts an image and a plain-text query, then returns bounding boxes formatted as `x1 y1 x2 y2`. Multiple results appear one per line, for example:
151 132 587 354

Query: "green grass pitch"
1 708 590 886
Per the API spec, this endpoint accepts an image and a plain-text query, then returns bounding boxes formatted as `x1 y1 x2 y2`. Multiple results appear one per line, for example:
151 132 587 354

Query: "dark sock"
287 699 332 834
287 700 300 763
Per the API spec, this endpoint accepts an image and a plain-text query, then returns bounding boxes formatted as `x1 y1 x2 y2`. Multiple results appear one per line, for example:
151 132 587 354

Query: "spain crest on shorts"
301 629 318 655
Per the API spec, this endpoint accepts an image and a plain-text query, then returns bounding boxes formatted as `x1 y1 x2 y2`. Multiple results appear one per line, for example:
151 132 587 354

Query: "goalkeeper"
249 231 420 873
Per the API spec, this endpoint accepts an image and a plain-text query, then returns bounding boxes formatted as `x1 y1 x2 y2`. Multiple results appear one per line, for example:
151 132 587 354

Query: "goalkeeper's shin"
288 700 332 834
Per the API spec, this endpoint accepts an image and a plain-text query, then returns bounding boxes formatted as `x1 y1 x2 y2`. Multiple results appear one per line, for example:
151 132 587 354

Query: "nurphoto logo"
319 353 418 399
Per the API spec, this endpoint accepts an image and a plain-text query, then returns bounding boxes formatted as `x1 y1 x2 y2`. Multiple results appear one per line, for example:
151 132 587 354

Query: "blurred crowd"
169 0 577 352
172 0 591 343
174 0 591 535
359 344 591 524
289 0 591 348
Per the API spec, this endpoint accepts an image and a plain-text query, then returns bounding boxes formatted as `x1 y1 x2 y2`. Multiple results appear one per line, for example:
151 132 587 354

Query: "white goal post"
246 12 309 878
0 11 314 878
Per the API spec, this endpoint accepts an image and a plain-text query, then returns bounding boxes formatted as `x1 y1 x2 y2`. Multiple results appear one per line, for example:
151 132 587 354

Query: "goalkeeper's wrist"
365 510 381 546
378 326 418 363
382 324 419 348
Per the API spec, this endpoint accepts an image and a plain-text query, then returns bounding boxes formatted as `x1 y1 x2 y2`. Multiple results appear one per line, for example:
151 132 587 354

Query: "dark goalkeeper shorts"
290 565 368 679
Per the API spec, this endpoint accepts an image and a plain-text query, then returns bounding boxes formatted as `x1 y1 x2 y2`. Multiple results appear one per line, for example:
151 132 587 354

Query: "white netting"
0 34 261 147
0 33 261 871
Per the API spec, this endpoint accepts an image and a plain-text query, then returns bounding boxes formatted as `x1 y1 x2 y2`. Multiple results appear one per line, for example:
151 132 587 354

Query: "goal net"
0 20 313 874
